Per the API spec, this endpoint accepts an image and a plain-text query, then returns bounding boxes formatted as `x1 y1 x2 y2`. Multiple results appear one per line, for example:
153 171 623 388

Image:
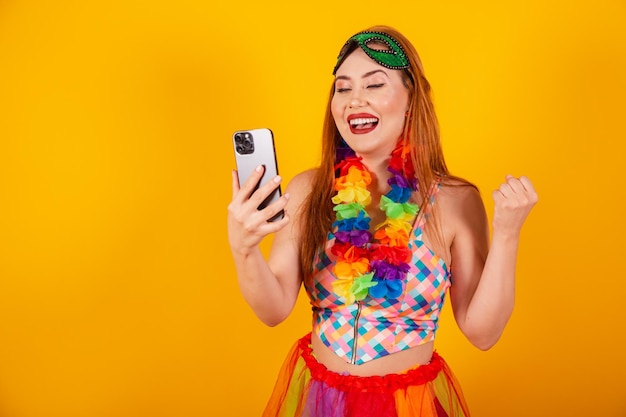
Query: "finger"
231 169 241 199
504 176 526 194
236 165 266 202
519 176 536 194
242 197 290 236
256 210 291 233
492 189 504 203
257 192 290 222
247 173 283 208
498 181 515 198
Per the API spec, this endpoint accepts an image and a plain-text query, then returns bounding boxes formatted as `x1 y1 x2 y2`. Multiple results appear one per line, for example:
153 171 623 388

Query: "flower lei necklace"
330 140 419 304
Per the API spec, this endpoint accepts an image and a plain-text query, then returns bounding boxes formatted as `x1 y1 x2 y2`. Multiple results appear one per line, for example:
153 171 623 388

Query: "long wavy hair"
298 25 472 278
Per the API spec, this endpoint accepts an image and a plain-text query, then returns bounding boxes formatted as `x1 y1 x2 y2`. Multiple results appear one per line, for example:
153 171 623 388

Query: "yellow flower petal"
331 279 356 305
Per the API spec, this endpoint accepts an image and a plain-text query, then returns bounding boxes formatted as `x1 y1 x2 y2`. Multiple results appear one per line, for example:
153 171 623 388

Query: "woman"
228 25 537 417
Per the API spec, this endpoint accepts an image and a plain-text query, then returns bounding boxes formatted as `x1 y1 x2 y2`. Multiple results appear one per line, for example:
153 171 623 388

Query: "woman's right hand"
227 165 290 256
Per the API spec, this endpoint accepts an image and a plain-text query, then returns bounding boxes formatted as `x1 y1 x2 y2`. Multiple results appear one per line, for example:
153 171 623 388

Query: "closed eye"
367 83 385 89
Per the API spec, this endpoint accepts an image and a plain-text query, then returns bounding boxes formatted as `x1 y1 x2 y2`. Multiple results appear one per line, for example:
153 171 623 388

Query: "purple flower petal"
334 230 371 246
371 260 411 280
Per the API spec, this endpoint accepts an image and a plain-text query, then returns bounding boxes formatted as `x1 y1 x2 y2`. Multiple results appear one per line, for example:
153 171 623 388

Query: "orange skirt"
262 333 470 417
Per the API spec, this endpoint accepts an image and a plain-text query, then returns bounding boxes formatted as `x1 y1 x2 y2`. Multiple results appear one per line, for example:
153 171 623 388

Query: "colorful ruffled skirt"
262 333 470 417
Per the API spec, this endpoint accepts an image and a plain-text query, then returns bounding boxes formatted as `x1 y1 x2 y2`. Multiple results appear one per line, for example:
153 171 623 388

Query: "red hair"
299 25 473 277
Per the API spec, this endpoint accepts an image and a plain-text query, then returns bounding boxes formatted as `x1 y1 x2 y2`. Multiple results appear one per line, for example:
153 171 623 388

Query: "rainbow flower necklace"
330 140 419 304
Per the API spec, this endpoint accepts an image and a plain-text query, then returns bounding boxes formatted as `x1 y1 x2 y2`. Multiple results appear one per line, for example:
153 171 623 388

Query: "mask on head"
333 31 410 75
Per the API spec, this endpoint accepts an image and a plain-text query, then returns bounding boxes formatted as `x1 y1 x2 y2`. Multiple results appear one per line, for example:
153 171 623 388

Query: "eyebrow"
334 69 388 81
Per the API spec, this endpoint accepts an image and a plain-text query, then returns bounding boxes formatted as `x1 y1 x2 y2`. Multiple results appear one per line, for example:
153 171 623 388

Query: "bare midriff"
310 331 435 377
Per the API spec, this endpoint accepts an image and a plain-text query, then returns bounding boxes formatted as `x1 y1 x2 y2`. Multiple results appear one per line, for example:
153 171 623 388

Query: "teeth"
349 117 378 126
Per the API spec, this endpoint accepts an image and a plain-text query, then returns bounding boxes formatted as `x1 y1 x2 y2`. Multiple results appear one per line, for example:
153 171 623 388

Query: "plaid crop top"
303 187 450 365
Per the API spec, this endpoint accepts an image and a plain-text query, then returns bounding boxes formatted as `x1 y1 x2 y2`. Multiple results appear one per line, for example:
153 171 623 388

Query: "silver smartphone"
232 128 283 222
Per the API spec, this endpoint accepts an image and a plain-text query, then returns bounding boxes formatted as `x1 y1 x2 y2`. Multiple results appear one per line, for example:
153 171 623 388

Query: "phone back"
232 128 282 220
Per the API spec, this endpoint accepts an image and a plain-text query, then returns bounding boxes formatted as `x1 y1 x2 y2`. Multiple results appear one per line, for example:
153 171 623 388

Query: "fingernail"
273 175 282 183
255 165 263 172
284 193 290 200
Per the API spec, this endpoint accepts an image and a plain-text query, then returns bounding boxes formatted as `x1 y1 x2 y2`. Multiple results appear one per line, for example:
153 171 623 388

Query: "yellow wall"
1 1 624 416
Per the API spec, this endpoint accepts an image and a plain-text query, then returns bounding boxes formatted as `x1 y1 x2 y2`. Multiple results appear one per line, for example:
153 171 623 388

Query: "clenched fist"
491 175 538 237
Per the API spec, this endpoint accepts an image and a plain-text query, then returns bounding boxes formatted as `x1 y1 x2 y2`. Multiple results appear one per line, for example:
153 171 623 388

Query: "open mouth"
348 117 379 134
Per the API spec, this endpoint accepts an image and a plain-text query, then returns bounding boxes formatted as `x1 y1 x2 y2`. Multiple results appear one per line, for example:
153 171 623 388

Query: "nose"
349 88 366 108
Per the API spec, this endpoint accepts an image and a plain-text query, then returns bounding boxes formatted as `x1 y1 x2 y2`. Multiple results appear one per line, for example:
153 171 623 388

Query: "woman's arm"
447 176 538 349
227 166 313 326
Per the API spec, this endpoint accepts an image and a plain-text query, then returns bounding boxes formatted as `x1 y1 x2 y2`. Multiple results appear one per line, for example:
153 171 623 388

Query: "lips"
347 113 379 134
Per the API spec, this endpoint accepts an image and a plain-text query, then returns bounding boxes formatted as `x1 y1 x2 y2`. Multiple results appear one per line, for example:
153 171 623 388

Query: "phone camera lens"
235 132 254 155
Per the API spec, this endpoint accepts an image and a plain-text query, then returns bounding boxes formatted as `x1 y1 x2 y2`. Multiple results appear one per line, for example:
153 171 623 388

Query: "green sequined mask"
333 31 410 75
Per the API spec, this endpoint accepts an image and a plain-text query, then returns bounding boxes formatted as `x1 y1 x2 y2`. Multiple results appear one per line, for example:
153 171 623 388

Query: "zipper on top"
350 301 363 365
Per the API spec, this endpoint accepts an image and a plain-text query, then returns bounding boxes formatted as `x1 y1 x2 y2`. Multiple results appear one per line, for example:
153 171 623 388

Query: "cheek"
389 89 409 112
330 97 343 122
382 95 409 135
381 98 405 121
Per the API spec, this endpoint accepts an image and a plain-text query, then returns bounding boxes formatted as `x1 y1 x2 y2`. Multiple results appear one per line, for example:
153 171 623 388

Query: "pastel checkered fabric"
304 188 450 365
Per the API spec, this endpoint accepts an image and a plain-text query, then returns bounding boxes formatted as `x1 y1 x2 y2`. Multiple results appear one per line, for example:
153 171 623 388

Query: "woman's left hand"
491 175 538 237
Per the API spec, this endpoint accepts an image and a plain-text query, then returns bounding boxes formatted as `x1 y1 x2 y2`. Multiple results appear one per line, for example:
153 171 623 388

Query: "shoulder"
437 177 482 209
283 168 318 213
436 176 488 236
285 168 317 199
287 168 317 189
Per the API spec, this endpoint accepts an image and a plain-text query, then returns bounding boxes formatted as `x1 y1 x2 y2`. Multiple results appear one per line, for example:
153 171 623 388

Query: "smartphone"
232 128 283 222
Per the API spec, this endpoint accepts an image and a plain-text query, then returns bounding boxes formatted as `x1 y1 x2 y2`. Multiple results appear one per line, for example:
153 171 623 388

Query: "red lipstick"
347 113 379 135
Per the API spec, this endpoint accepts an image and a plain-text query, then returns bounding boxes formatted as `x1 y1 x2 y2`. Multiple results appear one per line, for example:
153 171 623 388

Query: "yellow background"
1 0 625 416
